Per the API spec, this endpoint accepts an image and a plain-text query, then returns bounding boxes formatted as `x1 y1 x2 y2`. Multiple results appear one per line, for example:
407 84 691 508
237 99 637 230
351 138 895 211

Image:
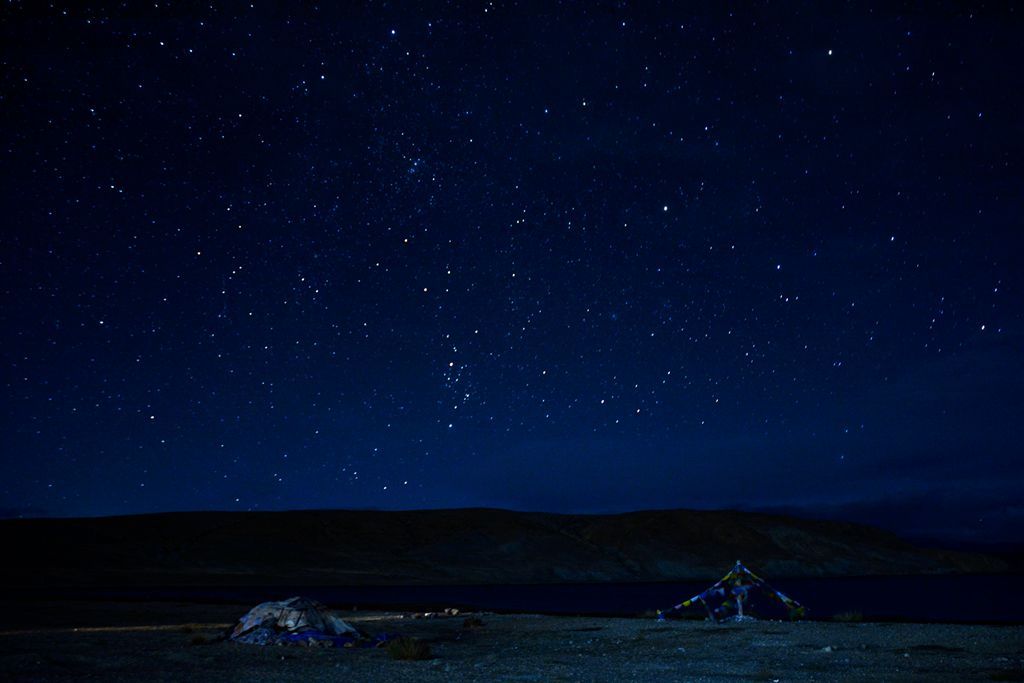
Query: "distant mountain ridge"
0 508 1005 587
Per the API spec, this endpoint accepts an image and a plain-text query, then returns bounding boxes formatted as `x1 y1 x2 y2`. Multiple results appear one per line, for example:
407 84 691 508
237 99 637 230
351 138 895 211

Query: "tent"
658 561 805 622
230 596 364 646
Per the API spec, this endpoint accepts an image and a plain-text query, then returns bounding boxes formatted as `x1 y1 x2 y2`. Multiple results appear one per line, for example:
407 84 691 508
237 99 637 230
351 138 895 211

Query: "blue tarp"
233 626 396 648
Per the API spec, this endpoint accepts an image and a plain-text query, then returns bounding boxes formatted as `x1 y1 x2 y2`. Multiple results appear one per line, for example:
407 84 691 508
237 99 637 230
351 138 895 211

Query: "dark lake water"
48 574 1024 624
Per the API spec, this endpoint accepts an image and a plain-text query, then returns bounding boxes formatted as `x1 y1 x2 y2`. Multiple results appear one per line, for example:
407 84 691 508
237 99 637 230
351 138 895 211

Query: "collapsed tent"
658 561 806 622
230 596 378 647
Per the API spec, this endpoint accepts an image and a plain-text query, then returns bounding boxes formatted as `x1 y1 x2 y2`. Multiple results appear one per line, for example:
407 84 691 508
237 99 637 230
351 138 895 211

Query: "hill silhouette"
0 508 1004 587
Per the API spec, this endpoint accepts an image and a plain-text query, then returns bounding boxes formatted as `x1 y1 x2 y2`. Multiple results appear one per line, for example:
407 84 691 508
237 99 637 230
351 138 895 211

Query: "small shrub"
833 610 863 623
462 616 484 629
386 637 432 661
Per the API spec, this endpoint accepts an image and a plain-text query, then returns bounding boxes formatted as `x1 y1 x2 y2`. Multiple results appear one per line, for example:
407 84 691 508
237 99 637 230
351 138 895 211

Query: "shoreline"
1 600 1022 682
3 572 1021 626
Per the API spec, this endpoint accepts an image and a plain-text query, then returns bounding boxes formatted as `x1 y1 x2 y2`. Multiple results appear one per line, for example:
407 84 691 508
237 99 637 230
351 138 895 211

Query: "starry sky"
2 3 1021 543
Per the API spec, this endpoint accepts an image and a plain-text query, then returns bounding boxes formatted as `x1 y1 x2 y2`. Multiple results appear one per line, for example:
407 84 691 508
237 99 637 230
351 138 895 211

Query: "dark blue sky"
2 3 1021 542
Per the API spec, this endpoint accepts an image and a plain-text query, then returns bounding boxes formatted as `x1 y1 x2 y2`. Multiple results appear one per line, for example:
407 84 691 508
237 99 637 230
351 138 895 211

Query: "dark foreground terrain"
0 508 1004 587
0 601 1021 682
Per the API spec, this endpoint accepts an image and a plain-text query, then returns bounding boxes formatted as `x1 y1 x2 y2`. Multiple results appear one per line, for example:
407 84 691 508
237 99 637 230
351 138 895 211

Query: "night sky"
2 3 1021 543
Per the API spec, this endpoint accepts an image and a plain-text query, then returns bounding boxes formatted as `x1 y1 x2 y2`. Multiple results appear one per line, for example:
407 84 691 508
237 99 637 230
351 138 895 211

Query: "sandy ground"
0 601 1022 682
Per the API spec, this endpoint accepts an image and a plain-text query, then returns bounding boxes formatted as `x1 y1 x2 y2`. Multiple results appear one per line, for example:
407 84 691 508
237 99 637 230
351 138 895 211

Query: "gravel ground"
0 601 1022 682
